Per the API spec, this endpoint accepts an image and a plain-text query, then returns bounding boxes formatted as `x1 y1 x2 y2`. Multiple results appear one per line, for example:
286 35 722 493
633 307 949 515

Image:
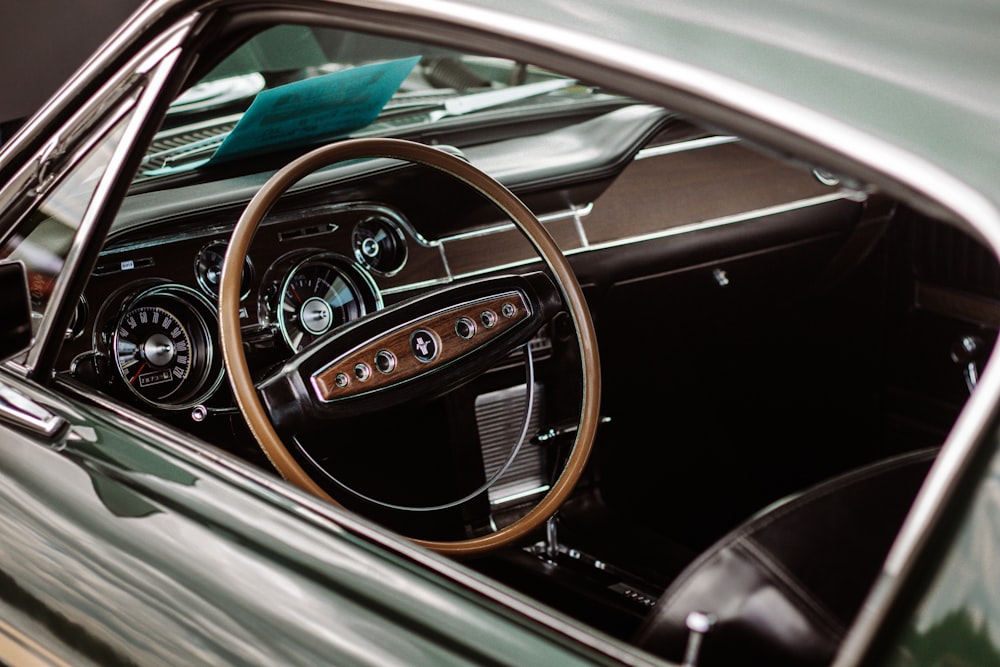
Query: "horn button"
311 292 528 401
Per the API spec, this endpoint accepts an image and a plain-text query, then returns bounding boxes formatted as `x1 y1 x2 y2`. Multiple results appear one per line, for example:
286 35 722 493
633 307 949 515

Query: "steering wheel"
219 138 600 557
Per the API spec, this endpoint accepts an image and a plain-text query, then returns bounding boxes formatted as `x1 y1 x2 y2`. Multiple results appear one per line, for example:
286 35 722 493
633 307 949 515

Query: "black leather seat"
634 448 936 667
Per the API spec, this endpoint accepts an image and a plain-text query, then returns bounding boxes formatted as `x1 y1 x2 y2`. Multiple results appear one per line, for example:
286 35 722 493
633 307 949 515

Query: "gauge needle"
130 361 148 385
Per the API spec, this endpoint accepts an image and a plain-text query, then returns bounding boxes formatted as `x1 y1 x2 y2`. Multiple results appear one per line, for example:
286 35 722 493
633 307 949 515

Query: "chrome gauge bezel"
351 213 408 277
261 251 382 353
110 284 225 410
194 239 254 300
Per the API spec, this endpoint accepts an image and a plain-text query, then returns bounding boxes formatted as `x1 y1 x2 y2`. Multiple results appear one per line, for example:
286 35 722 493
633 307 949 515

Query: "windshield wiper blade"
425 78 577 122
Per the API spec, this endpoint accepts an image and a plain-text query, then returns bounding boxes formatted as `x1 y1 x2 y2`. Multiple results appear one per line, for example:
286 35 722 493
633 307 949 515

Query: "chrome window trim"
26 29 194 375
7 2 996 662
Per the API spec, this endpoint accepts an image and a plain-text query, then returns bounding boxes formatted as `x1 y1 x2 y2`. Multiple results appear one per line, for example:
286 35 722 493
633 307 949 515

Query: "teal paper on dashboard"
210 55 421 164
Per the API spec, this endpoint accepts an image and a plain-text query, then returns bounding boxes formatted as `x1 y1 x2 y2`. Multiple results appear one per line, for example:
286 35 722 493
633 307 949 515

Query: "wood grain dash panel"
312 292 529 400
583 143 833 244
443 218 582 276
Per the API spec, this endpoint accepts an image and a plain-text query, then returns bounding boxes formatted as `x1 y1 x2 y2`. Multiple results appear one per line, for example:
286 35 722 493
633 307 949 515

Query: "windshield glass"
137 25 625 182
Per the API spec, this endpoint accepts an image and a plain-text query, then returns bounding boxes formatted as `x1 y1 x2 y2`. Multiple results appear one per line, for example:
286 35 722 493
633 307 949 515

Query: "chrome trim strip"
436 242 454 282
381 276 453 296
571 205 591 248
635 135 739 160
581 192 849 253
438 203 592 243
0 382 66 438
443 193 848 282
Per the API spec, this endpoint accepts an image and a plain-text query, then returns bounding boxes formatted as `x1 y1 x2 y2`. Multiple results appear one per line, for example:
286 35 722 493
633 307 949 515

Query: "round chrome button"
354 363 372 381
374 350 396 374
410 329 440 363
501 302 517 318
455 317 476 340
480 310 498 328
334 372 350 388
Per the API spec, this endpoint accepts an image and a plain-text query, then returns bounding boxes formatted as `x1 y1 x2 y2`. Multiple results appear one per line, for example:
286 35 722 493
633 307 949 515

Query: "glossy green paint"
459 0 1000 213
0 370 633 666
3 0 1000 664
859 425 1000 666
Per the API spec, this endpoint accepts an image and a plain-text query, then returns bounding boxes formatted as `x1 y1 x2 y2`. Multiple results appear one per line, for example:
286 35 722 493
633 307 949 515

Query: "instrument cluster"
75 203 425 413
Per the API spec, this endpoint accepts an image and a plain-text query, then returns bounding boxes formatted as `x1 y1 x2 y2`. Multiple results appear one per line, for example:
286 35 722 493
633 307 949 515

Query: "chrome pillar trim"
0 14 199 215
27 35 191 375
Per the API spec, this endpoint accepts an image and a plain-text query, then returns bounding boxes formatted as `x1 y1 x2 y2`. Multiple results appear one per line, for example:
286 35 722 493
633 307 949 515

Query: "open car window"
0 114 132 330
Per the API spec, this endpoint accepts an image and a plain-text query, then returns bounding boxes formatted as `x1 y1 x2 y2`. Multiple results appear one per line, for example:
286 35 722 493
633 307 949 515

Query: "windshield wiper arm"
376 78 578 124
424 78 577 122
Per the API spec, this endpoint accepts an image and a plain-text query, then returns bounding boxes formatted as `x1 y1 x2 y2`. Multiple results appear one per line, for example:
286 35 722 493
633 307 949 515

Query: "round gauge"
195 240 253 299
279 258 368 352
111 286 223 409
115 305 193 402
352 215 407 276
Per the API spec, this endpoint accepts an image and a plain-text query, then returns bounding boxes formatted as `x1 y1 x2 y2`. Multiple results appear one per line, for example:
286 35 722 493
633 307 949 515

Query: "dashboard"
55 103 866 543
62 118 847 417
67 202 427 413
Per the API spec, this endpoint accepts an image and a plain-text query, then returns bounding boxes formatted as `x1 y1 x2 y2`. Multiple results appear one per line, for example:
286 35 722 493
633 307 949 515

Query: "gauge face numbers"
114 306 193 402
110 286 222 410
195 241 252 298
280 261 364 352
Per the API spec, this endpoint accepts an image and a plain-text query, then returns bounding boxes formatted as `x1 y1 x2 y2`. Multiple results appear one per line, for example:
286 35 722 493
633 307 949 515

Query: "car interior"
7 19 998 666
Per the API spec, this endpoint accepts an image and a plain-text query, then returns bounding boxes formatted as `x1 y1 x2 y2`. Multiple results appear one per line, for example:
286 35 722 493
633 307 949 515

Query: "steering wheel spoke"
257 272 562 431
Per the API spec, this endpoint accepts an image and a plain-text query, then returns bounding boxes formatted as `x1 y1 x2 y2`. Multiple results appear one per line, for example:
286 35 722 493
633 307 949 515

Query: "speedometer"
115 305 193 401
111 285 223 409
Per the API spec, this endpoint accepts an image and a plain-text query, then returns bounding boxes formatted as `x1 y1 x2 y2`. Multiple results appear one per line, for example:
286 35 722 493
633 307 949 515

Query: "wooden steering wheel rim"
219 137 601 557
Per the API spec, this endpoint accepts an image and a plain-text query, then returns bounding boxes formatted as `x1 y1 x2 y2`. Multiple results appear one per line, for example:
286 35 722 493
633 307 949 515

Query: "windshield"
137 25 624 182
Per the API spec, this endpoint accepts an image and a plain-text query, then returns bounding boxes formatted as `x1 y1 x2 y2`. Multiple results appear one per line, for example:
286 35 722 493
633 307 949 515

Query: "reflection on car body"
2 0 1000 665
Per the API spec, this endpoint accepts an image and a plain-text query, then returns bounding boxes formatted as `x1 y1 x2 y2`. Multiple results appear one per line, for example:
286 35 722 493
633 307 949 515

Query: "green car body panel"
0 370 628 666
3 0 1000 665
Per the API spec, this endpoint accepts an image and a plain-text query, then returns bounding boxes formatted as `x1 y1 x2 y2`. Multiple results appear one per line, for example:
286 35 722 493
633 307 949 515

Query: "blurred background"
0 0 143 138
